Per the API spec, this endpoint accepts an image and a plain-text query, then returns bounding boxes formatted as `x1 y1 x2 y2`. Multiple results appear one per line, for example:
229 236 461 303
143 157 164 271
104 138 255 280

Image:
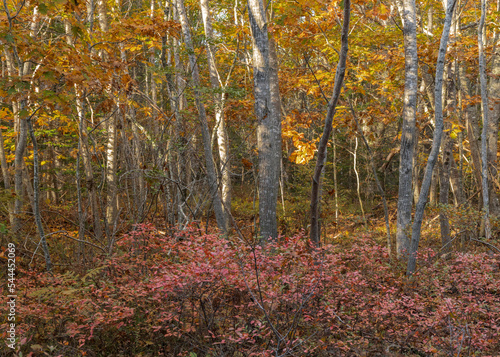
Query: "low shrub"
1 224 499 356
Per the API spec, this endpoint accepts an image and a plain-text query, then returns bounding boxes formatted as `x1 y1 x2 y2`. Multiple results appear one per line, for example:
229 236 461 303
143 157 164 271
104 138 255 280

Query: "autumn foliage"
1 224 500 356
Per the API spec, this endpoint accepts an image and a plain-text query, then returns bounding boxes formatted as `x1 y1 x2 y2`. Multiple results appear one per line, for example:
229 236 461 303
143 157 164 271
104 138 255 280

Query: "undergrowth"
1 224 500 356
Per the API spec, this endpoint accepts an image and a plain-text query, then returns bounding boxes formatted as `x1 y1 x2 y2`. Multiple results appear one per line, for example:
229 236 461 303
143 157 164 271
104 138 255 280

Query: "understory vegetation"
2 224 499 356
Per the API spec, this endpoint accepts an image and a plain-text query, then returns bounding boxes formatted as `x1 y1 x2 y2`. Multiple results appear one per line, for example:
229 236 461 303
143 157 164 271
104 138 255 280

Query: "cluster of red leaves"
2 224 500 356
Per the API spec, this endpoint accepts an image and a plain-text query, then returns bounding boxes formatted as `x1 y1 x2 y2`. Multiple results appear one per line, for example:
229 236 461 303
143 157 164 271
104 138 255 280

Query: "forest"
1 0 500 355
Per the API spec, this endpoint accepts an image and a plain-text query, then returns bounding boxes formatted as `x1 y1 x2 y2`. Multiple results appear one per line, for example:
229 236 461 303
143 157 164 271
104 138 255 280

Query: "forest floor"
1 196 500 356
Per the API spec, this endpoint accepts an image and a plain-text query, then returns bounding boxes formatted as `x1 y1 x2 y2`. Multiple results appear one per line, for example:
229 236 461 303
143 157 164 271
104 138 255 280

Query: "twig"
470 238 500 253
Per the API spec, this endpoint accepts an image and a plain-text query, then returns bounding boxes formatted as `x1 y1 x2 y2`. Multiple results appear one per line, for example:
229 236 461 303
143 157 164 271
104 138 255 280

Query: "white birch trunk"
407 0 457 275
200 0 232 231
175 0 227 232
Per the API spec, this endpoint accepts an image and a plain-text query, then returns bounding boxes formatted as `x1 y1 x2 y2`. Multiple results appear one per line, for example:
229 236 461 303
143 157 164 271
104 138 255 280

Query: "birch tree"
175 0 227 233
199 0 233 231
407 0 457 275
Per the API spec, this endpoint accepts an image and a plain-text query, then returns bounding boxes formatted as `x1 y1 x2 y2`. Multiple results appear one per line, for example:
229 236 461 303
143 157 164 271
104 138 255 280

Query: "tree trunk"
96 0 119 234
395 0 418 259
248 0 282 241
449 152 465 206
439 133 452 252
0 128 15 226
412 129 420 205
487 16 500 215
200 0 232 231
28 119 52 272
13 110 28 235
459 65 483 206
429 168 438 205
478 0 491 239
407 0 457 275
105 113 119 233
161 23 182 228
267 32 282 235
175 0 227 233
310 0 350 245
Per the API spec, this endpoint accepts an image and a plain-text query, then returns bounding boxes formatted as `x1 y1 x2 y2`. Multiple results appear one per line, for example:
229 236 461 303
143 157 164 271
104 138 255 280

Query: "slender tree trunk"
353 137 367 227
3 51 24 233
333 132 339 223
407 0 457 275
347 95 392 254
76 131 86 263
48 146 59 205
161 26 181 228
430 168 438 205
412 129 420 205
310 0 350 245
446 20 466 209
13 109 28 235
176 0 227 233
395 0 418 259
439 133 452 251
130 111 146 221
487 8 500 215
248 0 282 241
28 119 52 272
267 32 282 235
96 0 119 234
200 0 232 231
450 153 465 206
0 128 15 226
2 4 40 236
105 113 118 232
162 8 185 227
478 0 491 239
459 64 483 207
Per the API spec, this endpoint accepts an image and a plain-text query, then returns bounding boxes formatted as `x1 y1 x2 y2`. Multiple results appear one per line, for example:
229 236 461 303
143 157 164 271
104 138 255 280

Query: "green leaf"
38 3 49 14
5 33 14 43
19 109 29 118
0 223 7 234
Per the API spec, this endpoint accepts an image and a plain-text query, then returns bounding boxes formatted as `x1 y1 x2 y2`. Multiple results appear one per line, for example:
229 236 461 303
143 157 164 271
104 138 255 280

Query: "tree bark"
96 0 119 234
439 133 452 252
176 0 227 233
487 10 500 215
28 118 52 272
248 0 282 241
478 0 491 239
395 0 418 259
407 0 457 275
13 108 28 235
200 0 232 231
310 0 350 245
0 121 15 227
458 65 483 207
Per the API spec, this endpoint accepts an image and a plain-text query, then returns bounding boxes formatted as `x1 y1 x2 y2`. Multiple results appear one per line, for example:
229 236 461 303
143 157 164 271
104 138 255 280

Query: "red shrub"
1 225 499 356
